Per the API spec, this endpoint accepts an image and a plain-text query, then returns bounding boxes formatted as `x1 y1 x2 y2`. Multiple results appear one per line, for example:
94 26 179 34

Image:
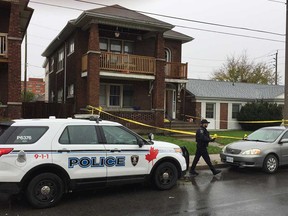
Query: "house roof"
42 4 193 57
84 5 174 30
185 79 284 101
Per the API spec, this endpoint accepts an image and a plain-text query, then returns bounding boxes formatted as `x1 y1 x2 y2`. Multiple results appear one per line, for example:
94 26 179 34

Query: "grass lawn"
150 130 253 155
153 135 222 155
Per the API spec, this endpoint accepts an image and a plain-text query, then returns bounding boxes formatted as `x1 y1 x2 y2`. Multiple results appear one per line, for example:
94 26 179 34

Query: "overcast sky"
25 0 286 84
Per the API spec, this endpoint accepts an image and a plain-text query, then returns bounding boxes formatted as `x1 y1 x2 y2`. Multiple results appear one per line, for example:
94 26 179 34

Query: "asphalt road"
2 166 288 216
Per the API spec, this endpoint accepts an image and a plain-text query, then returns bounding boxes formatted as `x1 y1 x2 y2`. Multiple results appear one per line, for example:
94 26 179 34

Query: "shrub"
237 101 282 131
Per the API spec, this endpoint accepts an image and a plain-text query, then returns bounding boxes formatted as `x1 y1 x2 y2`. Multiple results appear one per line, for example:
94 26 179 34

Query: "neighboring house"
183 79 284 130
0 0 33 118
42 5 193 128
21 78 45 101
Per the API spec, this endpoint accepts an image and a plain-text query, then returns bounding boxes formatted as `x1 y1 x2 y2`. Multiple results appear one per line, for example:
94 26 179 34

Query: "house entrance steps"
164 120 198 138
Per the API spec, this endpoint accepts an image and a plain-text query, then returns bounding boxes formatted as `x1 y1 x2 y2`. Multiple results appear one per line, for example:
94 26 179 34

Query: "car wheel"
263 154 278 174
26 173 64 208
153 162 178 190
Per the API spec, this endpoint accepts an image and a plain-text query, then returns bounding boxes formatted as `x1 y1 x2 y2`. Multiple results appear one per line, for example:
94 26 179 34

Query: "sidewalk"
190 154 228 170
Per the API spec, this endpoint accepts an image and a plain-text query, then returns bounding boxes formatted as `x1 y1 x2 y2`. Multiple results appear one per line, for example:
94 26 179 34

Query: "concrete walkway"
191 154 227 170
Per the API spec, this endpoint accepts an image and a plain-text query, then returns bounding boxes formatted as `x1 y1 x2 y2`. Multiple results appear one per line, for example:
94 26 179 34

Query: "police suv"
0 116 189 208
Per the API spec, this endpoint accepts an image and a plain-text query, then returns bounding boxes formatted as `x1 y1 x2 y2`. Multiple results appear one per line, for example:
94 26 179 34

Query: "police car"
0 115 189 208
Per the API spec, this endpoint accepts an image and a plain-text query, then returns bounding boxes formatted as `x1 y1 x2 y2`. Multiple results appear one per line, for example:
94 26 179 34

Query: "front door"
100 125 150 180
165 89 176 120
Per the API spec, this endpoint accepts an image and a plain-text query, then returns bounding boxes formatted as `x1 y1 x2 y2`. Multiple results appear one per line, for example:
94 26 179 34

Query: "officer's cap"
200 119 210 124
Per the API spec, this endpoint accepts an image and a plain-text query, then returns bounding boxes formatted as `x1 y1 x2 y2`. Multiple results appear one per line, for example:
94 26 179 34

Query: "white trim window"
206 103 215 119
67 84 74 98
232 104 241 119
68 39 74 55
57 49 64 71
100 84 134 108
57 89 63 103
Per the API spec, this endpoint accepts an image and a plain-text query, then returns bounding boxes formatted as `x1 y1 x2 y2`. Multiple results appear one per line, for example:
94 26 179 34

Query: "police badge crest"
131 155 139 166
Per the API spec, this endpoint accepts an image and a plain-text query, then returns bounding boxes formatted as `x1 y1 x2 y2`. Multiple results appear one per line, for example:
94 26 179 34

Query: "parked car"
0 115 189 208
220 126 288 174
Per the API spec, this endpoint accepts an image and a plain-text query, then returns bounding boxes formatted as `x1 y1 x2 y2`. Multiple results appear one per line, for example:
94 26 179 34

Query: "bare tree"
212 53 279 84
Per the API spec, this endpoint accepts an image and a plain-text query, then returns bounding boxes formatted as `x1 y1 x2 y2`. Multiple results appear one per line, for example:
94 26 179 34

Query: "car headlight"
242 149 261 155
174 148 182 153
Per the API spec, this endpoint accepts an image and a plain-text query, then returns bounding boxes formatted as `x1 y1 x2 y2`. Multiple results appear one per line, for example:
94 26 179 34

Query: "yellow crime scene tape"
86 105 245 140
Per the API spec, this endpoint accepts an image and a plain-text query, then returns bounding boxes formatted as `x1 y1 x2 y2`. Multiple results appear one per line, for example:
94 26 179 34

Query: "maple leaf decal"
145 147 159 163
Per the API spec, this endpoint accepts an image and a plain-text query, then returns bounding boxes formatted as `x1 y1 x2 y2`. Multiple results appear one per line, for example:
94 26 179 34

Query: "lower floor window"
100 84 134 108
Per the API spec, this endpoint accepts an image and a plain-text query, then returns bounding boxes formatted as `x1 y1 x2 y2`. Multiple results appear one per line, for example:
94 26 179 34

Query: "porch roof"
185 79 284 101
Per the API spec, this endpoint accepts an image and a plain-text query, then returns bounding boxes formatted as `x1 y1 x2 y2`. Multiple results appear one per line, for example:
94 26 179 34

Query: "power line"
76 0 285 36
29 1 285 43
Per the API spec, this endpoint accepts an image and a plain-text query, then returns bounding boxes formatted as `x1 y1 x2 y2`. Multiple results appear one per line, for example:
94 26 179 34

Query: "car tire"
263 154 278 174
26 173 64 208
153 162 178 190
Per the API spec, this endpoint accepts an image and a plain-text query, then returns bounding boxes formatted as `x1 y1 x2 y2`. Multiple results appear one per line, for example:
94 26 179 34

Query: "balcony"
82 52 187 79
0 33 7 58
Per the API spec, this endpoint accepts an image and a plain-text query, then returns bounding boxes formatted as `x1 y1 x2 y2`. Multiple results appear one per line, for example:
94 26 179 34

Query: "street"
1 166 288 216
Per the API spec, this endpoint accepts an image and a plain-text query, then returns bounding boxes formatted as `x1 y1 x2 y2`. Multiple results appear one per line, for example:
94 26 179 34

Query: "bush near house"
237 101 282 131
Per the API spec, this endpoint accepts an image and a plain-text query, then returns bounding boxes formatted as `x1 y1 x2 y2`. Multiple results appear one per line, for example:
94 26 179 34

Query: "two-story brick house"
0 0 33 118
42 5 193 129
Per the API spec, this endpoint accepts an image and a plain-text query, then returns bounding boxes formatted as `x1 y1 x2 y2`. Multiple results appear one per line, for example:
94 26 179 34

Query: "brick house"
21 78 45 101
42 5 193 129
0 0 33 118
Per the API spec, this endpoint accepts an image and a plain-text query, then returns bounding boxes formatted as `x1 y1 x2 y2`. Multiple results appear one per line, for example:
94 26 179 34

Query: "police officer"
189 119 221 176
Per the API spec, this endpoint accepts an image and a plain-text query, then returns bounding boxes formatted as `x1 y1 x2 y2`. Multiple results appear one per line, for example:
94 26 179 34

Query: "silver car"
220 126 288 173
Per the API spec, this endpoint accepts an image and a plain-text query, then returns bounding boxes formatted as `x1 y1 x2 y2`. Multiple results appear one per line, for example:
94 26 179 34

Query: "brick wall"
7 2 22 118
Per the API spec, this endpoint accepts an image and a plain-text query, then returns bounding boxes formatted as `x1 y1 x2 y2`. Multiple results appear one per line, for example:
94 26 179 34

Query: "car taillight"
0 148 13 157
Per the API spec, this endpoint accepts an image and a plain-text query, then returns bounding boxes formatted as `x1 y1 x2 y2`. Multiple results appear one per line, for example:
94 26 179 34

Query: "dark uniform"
189 119 221 176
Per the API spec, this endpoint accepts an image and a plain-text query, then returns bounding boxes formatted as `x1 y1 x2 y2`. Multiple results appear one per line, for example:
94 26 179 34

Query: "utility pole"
274 50 278 85
284 0 288 122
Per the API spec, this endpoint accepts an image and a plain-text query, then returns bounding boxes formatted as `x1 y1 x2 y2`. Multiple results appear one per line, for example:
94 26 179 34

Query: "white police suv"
0 116 189 208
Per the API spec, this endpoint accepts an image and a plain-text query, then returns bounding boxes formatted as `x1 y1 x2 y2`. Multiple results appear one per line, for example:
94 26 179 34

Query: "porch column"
7 2 22 118
153 33 165 128
87 23 100 107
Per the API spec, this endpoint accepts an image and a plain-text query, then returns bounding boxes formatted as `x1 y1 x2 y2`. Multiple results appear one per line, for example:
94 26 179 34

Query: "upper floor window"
100 38 108 51
50 58 54 72
68 39 74 55
57 49 64 71
110 40 121 53
165 48 172 62
100 38 134 54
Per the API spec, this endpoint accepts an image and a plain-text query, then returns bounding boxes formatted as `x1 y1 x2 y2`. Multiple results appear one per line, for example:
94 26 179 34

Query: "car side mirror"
148 133 154 141
280 138 288 144
138 139 145 147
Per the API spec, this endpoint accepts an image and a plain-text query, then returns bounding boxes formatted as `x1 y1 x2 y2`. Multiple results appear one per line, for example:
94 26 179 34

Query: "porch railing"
165 62 187 79
0 33 8 57
82 52 187 79
100 52 156 75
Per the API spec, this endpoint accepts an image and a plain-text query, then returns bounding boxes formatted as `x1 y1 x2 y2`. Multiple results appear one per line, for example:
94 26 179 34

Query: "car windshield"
247 128 284 143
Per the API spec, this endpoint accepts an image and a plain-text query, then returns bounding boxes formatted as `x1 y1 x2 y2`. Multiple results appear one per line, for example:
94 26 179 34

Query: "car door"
279 131 288 164
52 124 107 183
100 125 150 179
